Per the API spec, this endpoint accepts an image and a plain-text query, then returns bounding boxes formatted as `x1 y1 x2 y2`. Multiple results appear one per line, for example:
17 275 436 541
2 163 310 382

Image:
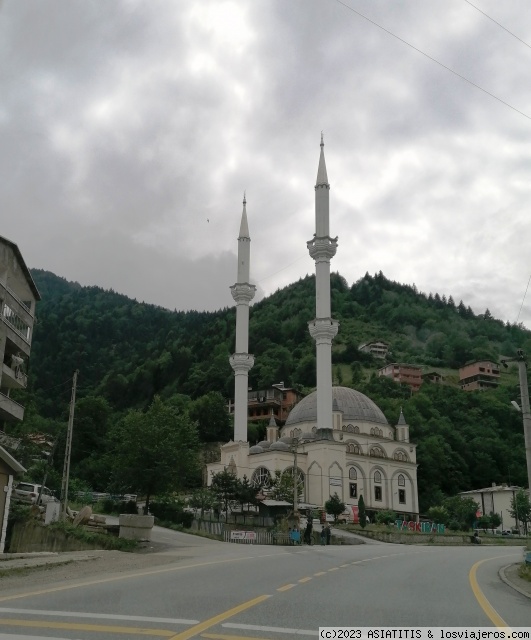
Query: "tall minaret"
307 135 339 438
230 193 256 442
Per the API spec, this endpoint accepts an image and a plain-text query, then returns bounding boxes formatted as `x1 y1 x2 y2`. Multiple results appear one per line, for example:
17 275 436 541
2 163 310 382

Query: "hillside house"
459 360 500 391
378 363 423 392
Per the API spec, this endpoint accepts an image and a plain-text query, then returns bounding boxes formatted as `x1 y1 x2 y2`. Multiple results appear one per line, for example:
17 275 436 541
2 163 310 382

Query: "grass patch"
518 563 531 582
50 521 138 552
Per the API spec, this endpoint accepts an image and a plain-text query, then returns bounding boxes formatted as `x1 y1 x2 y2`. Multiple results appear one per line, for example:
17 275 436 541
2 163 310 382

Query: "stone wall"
8 520 107 553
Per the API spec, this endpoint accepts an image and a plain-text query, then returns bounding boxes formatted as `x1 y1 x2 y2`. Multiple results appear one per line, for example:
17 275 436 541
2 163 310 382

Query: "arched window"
346 424 355 433
370 427 376 436
394 450 408 462
353 426 360 434
312 427 317 434
349 467 357 480
228 459 237 475
370 446 385 458
398 474 405 486
251 467 272 488
374 470 382 484
282 466 305 496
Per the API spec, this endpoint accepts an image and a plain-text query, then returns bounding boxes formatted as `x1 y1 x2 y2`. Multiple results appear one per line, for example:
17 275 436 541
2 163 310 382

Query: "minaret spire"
307 136 339 439
230 193 255 442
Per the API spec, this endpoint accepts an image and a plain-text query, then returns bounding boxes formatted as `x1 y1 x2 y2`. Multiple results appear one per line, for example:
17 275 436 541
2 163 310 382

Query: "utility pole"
293 443 299 518
61 370 79 520
516 350 531 494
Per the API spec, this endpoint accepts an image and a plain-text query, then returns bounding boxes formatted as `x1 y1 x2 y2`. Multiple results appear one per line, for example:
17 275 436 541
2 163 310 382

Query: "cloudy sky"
2 1 531 327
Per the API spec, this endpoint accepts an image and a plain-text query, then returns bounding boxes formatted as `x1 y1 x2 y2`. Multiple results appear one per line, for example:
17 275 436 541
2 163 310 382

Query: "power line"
332 0 531 121
515 273 531 325
463 0 531 51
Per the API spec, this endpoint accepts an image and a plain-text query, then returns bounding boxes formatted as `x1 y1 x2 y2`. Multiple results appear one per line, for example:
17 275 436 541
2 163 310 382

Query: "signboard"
395 520 445 534
329 477 342 487
230 531 256 541
0 432 21 450
351 505 359 524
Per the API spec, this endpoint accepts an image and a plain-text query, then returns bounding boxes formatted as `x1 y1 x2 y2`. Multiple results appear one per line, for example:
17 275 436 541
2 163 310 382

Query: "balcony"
1 363 27 390
0 392 24 421
0 284 34 355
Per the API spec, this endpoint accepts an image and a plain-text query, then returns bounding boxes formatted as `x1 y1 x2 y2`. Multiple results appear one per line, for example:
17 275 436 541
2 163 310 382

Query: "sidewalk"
0 550 108 573
499 563 531 600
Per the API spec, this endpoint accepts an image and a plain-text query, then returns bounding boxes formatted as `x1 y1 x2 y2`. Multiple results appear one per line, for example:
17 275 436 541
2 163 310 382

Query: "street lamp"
501 350 531 493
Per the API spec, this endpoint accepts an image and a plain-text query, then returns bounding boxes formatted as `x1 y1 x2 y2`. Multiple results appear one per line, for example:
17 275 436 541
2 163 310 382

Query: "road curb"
499 563 531 600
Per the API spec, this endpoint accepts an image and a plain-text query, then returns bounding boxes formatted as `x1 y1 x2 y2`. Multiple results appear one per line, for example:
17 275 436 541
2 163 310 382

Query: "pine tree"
358 494 367 528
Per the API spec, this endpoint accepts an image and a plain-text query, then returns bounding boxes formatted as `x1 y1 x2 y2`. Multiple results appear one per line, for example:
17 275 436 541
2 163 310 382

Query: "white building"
206 139 419 521
459 484 527 531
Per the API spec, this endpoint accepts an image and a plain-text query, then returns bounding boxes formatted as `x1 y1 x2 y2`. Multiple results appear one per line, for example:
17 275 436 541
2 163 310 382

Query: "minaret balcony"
307 235 338 262
308 318 339 343
230 283 256 304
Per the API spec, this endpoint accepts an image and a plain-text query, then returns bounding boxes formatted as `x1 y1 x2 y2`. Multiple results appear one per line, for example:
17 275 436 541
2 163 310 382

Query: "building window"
375 486 382 501
349 467 357 480
394 451 407 462
399 489 406 504
370 447 384 458
251 467 272 488
350 483 357 498
398 474 405 486
374 471 382 484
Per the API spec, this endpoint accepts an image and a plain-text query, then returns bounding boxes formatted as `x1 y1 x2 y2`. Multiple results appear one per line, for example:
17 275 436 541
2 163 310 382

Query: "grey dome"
278 436 294 444
249 445 264 455
300 431 316 441
269 441 291 452
257 440 271 449
285 386 388 426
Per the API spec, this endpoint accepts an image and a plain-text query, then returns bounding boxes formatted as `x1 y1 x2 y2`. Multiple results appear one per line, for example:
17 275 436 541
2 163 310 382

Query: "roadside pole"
60 370 79 520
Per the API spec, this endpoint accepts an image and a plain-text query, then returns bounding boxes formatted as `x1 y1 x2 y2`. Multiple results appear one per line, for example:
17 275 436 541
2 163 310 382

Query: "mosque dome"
278 436 294 444
257 440 271 449
269 440 291 452
285 386 388 426
300 431 316 441
249 445 264 455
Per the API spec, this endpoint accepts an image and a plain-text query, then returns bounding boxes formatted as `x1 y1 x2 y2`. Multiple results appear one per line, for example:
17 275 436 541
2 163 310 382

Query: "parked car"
13 482 58 505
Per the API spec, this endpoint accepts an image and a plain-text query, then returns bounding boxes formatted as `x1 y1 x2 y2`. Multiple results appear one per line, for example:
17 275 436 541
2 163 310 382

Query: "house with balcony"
378 363 423 392
0 236 40 424
228 383 302 426
459 360 500 391
358 340 389 359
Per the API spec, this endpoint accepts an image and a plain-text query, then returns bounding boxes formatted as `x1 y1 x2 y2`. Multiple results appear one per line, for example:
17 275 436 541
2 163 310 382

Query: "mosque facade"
206 139 419 521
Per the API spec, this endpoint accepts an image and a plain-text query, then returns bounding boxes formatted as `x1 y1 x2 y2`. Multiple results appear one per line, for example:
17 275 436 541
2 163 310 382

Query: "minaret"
307 135 339 438
230 193 256 442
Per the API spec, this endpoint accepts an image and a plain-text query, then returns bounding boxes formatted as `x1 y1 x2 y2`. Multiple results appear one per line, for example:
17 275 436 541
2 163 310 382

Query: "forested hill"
14 268 531 509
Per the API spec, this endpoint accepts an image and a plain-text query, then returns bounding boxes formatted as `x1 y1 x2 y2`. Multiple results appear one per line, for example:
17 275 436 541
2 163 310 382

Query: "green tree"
488 512 501 533
210 468 239 516
108 396 200 514
234 475 260 515
188 488 217 518
188 391 231 442
358 495 367 528
375 510 397 526
270 469 303 504
442 496 479 531
509 489 531 535
426 506 449 525
325 493 346 523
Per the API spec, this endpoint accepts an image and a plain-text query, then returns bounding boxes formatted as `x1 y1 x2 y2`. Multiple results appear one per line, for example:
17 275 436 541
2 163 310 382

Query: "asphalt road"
0 531 528 640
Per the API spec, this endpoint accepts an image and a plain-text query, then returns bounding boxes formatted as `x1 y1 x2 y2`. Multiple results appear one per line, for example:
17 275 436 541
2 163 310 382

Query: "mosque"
206 138 419 521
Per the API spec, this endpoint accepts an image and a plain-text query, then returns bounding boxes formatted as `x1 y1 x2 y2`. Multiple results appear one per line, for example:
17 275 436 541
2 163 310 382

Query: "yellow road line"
202 634 272 640
340 564 350 567
0 617 173 636
168 594 270 640
469 558 510 629
298 577 312 583
313 571 326 576
276 584 296 591
327 567 339 572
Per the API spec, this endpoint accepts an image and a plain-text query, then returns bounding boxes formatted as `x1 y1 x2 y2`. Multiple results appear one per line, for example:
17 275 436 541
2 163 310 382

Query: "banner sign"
230 530 256 541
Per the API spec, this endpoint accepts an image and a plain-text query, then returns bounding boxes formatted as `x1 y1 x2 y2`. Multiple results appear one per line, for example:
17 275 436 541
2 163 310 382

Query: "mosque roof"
285 386 389 426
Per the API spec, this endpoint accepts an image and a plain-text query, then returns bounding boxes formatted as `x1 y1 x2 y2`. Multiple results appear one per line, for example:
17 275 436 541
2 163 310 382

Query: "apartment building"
228 383 302 425
378 363 423 392
459 360 500 391
358 340 389 359
0 236 40 424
